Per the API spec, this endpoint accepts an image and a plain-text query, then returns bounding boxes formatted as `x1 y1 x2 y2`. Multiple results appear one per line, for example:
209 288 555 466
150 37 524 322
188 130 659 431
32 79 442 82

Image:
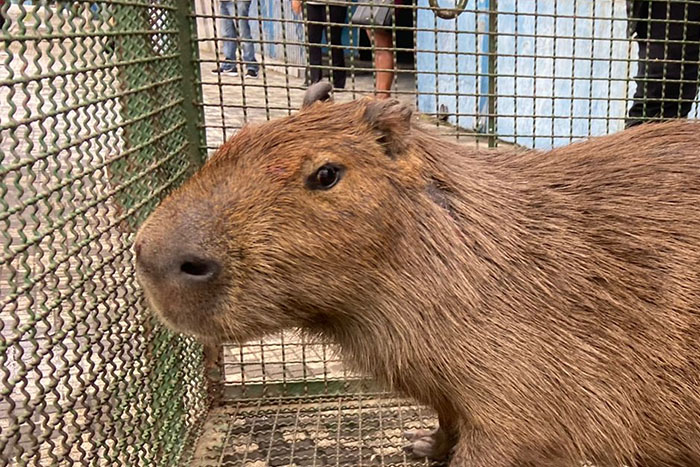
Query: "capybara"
134 82 700 466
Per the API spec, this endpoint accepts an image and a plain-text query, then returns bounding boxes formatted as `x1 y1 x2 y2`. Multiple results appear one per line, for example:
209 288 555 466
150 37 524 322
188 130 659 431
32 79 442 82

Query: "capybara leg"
448 429 519 467
403 426 454 460
404 413 458 460
450 435 572 467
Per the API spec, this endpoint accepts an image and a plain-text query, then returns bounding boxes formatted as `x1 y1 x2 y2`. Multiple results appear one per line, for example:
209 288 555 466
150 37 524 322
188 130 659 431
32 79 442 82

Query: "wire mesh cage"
0 0 209 464
2 0 700 466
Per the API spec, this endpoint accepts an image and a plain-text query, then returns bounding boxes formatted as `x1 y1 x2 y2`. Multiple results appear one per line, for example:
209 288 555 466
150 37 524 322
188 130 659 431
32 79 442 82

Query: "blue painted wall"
496 0 632 148
417 0 484 131
417 0 698 149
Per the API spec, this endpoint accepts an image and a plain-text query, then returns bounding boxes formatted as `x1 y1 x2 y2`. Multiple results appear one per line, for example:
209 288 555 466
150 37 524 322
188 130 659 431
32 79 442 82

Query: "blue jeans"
60 2 100 20
220 1 258 73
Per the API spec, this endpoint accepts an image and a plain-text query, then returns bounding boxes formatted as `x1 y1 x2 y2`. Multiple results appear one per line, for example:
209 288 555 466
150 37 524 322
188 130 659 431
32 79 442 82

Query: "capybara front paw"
403 428 451 460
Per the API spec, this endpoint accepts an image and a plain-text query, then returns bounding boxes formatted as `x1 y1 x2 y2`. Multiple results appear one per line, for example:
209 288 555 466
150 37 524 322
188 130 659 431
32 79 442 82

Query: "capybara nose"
134 236 220 285
177 256 220 282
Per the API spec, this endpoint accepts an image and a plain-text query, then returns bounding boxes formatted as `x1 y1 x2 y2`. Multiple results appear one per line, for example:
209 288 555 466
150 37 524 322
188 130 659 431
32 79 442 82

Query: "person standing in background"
626 0 700 127
213 0 260 78
292 0 347 90
361 0 403 99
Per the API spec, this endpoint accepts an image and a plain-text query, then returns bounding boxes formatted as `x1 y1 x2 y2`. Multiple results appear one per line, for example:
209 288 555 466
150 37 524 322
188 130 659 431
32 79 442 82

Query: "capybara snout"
134 196 227 336
135 212 220 285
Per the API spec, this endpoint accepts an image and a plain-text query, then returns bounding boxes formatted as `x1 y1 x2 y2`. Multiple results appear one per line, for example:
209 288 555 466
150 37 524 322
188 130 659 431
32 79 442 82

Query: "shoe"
212 66 238 76
246 69 259 79
104 38 117 55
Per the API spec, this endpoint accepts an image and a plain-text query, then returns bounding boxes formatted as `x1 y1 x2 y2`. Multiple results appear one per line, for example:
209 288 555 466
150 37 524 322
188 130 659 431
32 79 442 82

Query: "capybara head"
134 84 423 343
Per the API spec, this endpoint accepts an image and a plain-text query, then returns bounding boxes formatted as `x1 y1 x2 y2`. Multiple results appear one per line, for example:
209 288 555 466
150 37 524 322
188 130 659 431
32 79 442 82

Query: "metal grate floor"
191 394 445 467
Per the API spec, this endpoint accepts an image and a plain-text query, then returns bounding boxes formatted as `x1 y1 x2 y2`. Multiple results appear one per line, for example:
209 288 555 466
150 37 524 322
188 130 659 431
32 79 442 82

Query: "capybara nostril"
178 256 220 282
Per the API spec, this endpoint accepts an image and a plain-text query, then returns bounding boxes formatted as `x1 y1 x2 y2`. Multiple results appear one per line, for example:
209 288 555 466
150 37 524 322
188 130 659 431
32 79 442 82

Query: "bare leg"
367 28 394 99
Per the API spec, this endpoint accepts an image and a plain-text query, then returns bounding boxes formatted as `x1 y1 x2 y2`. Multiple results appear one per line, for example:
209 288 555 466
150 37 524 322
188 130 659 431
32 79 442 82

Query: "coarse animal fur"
134 84 700 466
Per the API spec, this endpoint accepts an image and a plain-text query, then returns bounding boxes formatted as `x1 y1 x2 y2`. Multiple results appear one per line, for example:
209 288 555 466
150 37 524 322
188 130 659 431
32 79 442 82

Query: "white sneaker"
212 66 238 76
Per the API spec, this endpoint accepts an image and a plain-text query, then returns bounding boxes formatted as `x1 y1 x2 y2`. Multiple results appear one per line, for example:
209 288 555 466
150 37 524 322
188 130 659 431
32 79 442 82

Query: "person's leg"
218 1 238 72
328 5 347 89
306 4 325 85
627 1 700 126
674 1 700 118
236 1 259 74
90 2 100 20
650 1 700 120
627 0 657 127
368 28 394 99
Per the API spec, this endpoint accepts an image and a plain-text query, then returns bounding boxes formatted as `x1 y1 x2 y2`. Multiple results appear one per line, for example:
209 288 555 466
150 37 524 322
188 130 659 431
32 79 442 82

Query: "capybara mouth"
139 289 224 340
136 271 254 344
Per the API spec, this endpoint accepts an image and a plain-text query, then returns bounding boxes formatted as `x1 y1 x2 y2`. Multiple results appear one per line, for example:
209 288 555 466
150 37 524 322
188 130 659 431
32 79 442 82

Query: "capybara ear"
302 82 334 108
362 99 413 158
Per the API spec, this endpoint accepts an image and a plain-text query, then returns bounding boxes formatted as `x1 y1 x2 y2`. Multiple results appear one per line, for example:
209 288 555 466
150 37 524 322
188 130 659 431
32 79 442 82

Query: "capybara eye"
317 166 338 187
307 163 343 190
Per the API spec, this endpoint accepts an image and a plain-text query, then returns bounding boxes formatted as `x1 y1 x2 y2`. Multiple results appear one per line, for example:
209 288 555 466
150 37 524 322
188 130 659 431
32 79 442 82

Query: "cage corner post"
172 0 222 411
203 341 225 407
174 0 208 170
106 0 212 462
487 0 498 147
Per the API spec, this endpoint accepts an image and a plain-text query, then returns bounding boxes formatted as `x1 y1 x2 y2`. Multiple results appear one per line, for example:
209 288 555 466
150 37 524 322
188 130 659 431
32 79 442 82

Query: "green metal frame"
1 0 209 465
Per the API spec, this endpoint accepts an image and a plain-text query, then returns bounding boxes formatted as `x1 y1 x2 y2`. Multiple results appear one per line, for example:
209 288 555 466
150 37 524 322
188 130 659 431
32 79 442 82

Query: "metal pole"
487 0 498 147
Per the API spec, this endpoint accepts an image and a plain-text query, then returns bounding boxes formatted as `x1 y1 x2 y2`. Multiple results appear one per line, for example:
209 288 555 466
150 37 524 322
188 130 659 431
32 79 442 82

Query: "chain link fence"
2 0 699 466
1 0 209 464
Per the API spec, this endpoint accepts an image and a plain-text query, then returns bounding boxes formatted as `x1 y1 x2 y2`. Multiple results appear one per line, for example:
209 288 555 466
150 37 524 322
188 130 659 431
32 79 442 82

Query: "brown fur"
134 94 700 467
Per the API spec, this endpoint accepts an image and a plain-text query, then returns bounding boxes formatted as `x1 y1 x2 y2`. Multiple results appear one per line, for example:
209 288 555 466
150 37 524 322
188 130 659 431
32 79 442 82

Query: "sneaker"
246 69 259 79
212 66 238 76
104 38 117 55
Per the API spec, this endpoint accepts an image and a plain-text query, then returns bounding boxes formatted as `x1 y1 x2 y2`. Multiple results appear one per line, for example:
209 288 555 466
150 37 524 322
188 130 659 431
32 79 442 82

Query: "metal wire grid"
220 333 350 392
191 394 442 467
3 0 700 465
1 0 208 465
187 1 700 465
193 0 700 153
